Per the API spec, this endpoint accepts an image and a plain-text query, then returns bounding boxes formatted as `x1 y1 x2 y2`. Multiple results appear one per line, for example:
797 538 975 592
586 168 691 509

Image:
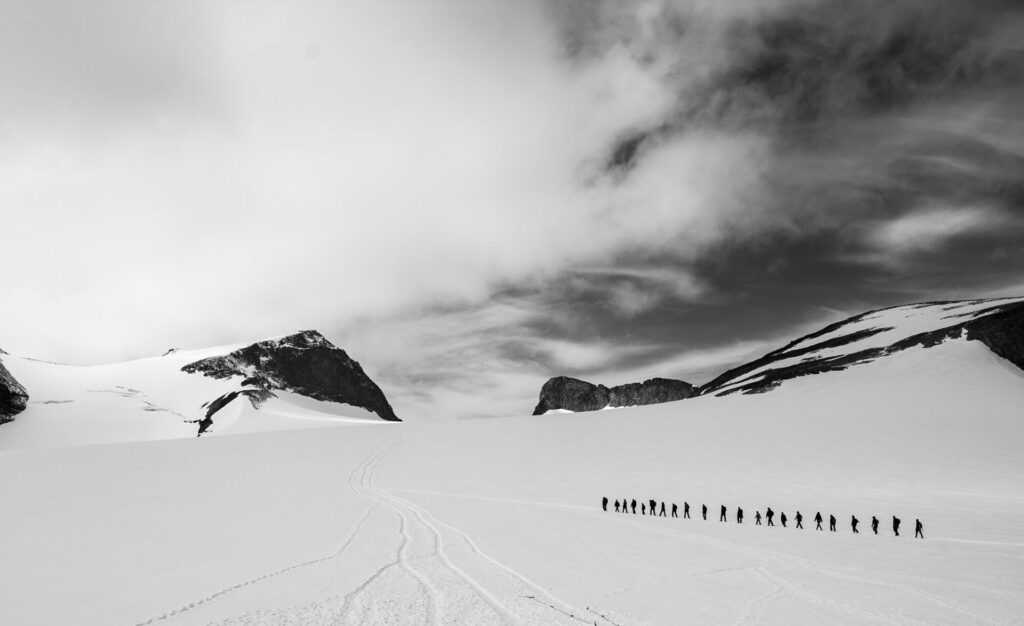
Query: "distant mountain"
182 330 399 432
533 376 694 415
698 297 1024 397
0 352 28 423
0 330 398 450
533 297 1024 414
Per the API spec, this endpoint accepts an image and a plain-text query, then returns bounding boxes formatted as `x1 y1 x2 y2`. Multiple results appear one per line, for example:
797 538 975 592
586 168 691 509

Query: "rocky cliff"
0 354 29 423
533 376 694 415
182 330 399 424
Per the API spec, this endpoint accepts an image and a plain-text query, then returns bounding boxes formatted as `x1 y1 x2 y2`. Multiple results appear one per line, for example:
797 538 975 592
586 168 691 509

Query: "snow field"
1 338 1023 624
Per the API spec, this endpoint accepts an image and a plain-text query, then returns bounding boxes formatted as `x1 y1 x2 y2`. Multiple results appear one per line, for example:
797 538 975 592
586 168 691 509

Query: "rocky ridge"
533 297 1024 414
698 298 1024 397
532 376 694 415
182 330 399 431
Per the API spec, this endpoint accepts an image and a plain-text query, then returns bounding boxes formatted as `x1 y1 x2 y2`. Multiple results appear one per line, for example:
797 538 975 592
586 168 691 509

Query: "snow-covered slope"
0 331 396 451
699 296 1024 396
1 334 1023 624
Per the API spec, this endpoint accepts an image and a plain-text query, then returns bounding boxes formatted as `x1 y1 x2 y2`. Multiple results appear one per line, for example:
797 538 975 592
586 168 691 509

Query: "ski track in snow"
734 566 784 626
201 436 606 625
131 435 1010 625
388 487 1015 624
593 509 1004 625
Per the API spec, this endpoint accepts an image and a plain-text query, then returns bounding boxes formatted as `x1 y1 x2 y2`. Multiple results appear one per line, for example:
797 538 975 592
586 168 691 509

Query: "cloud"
2 1 1022 422
864 206 1015 261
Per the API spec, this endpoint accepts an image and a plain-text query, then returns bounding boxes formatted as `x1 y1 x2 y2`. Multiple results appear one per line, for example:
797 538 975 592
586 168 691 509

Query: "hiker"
649 499 657 515
766 507 775 526
642 503 646 515
684 502 691 519
780 512 788 528
631 499 637 514
915 519 924 539
851 515 860 533
829 514 837 532
871 516 879 535
702 504 708 520
614 500 620 513
671 503 678 518
737 507 744 523
814 511 823 530
755 511 762 525
720 505 727 522
659 502 667 517
602 497 608 512
795 511 803 529
622 497 628 513
893 516 901 536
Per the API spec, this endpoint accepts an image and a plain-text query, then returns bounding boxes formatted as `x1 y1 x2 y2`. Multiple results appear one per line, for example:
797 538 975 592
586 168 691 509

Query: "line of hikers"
601 497 924 538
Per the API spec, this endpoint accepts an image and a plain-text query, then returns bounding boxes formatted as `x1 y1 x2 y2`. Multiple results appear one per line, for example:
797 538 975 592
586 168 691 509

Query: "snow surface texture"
1 336 1023 624
0 342 384 451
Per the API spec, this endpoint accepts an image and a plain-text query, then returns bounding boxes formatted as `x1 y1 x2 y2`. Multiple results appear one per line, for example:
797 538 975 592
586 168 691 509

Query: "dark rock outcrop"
182 330 400 422
698 298 1024 397
0 356 29 423
533 376 694 415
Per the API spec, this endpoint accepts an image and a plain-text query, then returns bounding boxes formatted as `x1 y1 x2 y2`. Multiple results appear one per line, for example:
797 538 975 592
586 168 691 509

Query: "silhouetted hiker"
659 502 666 517
602 497 608 512
851 515 860 533
815 512 823 530
642 503 646 515
720 505 727 522
755 511 762 525
893 516 901 537
684 502 690 518
766 507 775 526
649 499 657 516
622 497 628 513
631 499 637 514
795 511 803 529
829 514 836 532
872 516 879 535
737 507 744 523
780 512 788 528
915 519 924 539
702 504 708 520
671 503 678 518
614 500 620 513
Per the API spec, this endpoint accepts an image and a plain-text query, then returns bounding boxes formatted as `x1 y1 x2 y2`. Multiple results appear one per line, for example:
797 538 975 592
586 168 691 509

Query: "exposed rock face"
699 298 1024 396
533 376 694 415
182 330 400 423
0 357 29 423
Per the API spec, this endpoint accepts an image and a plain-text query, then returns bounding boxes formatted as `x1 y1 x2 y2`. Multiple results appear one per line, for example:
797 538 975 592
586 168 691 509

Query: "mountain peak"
266 330 332 349
182 331 399 423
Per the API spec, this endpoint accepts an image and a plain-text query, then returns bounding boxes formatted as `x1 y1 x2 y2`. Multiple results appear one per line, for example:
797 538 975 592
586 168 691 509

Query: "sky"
1 0 1023 421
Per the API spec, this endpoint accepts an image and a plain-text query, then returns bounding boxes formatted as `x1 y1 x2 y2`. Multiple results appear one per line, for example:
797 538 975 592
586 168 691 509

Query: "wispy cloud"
859 206 1018 265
